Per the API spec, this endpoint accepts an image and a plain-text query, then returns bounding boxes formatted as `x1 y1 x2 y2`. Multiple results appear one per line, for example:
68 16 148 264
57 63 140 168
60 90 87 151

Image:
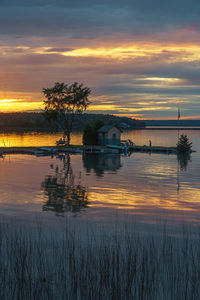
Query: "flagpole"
177 107 180 193
177 108 180 141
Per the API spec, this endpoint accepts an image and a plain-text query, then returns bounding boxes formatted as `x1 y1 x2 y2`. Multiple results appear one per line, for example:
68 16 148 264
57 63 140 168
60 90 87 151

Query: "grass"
0 219 199 299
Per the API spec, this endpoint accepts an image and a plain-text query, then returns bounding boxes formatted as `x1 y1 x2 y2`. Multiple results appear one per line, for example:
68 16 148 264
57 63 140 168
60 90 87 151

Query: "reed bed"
0 220 199 300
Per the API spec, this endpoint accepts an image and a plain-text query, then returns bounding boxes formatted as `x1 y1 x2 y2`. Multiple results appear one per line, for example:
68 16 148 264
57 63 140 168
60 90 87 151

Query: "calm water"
0 129 199 231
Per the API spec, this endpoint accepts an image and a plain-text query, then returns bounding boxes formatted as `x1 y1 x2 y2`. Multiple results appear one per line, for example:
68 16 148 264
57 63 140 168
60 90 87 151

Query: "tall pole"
177 108 180 141
177 107 180 193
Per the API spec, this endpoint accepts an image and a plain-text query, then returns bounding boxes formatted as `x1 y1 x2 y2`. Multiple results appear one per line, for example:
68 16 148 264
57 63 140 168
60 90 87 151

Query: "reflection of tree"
176 152 192 193
41 154 89 216
82 154 122 177
177 152 191 171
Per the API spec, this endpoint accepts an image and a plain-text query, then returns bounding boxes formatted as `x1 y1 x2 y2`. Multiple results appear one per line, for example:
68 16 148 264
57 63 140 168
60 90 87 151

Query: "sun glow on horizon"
0 99 43 112
0 98 198 120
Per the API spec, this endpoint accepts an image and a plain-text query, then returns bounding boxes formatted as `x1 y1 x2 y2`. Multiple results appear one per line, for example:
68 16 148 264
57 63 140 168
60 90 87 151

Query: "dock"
0 144 179 157
0 148 36 155
131 145 177 154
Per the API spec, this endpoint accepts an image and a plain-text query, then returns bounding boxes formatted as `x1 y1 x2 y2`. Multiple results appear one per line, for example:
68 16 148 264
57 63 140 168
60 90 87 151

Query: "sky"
1 0 200 119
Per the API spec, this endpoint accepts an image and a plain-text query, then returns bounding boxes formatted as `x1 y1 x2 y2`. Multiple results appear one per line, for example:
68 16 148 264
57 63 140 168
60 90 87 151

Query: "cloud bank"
0 0 200 118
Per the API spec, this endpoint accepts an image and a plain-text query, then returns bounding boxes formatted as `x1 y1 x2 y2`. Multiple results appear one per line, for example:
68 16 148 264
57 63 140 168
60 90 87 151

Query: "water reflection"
176 153 192 193
177 153 191 171
41 154 89 216
82 154 122 177
0 128 199 226
0 132 83 147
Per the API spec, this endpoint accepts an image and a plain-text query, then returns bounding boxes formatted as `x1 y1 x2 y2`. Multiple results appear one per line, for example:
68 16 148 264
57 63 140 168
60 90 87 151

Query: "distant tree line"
0 112 145 132
0 113 48 131
145 120 200 127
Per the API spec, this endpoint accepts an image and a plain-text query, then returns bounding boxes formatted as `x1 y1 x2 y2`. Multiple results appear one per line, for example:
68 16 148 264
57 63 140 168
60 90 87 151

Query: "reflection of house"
83 154 121 176
97 125 121 145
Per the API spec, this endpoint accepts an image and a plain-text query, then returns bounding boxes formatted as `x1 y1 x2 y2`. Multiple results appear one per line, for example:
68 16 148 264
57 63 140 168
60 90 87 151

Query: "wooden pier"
131 145 177 154
0 144 179 157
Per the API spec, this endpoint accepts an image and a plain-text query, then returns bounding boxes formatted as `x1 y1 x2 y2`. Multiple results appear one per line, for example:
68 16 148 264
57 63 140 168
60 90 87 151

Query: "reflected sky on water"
0 128 199 149
0 129 199 229
0 131 83 147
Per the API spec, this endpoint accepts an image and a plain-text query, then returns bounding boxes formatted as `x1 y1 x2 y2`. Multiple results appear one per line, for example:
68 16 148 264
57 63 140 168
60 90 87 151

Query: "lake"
0 129 199 233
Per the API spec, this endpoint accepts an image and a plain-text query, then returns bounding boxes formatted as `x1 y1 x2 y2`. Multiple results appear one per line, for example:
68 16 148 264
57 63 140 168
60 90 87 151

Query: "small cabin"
97 125 121 146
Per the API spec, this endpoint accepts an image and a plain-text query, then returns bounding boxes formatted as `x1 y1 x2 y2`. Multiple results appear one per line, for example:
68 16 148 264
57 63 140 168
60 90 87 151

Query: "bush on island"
83 120 104 145
177 134 192 153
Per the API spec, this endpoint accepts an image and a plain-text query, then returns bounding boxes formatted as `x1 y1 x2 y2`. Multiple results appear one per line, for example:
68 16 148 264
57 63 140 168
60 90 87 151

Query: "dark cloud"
5 47 29 53
0 1 200 38
44 47 74 52
97 84 200 96
2 54 69 65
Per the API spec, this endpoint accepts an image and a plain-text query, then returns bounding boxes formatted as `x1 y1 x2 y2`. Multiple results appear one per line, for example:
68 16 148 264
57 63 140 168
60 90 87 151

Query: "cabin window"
112 133 116 139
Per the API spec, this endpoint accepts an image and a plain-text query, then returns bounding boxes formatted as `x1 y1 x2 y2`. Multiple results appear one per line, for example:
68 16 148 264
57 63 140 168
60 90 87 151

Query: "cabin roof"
97 125 121 133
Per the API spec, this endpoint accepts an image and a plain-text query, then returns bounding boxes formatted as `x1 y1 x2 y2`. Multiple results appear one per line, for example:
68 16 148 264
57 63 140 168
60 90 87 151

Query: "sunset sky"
1 0 200 119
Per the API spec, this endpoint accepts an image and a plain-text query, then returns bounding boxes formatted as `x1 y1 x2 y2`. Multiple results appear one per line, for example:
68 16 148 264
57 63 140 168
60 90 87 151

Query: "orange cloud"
36 43 200 63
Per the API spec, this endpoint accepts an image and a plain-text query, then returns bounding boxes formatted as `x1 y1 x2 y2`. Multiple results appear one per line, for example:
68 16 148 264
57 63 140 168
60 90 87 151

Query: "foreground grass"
0 220 199 299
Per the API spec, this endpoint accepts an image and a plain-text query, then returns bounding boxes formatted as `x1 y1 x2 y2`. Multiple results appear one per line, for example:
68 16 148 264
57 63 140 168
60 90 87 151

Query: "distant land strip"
0 112 145 132
145 120 200 127
143 127 200 130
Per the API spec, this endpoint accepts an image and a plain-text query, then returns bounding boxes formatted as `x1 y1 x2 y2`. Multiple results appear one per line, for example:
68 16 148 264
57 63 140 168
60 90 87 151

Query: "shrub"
177 134 192 153
82 120 104 145
82 123 94 145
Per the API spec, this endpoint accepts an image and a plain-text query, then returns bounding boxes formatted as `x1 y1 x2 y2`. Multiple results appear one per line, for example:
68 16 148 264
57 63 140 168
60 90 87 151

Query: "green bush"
82 120 104 145
177 134 192 153
82 124 94 145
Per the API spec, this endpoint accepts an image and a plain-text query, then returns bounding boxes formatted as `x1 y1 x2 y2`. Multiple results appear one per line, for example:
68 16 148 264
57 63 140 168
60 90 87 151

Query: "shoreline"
0 127 200 133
